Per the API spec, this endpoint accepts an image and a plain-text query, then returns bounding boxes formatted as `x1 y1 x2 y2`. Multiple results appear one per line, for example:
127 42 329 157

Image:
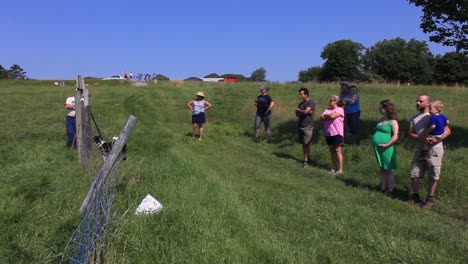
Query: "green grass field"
0 80 467 263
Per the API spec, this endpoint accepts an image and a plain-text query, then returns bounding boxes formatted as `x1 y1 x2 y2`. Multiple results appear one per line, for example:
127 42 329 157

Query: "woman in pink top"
320 95 345 175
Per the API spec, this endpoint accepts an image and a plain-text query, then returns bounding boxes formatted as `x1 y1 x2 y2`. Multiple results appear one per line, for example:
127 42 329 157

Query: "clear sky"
2 0 456 82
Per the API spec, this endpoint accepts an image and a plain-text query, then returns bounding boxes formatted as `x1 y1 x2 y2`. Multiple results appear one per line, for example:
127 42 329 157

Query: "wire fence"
58 76 137 264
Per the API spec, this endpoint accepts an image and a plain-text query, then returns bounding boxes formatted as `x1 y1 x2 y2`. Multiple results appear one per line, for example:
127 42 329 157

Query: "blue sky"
2 0 456 82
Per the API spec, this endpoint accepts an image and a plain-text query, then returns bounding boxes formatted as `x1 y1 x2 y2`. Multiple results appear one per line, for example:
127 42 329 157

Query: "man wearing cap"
296 87 316 167
65 96 76 148
254 86 274 142
187 91 213 140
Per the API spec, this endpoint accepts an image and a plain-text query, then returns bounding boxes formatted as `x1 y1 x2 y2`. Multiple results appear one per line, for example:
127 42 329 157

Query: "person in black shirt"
254 86 275 142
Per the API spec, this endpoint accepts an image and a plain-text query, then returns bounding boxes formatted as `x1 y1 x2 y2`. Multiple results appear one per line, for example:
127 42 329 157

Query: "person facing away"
408 94 451 209
65 96 76 148
295 87 316 168
342 84 361 137
372 100 399 197
187 91 213 141
254 86 274 142
418 100 449 160
320 95 345 175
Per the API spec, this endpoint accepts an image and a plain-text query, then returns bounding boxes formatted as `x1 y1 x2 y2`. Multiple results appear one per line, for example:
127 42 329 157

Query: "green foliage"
250 67 267 82
408 0 468 53
433 52 468 85
364 38 433 84
0 64 27 79
1 80 467 263
298 66 321 82
320 39 365 82
204 73 220 78
155 74 169 81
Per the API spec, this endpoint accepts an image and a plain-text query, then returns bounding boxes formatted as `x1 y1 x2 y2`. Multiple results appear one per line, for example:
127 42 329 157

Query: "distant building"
201 78 224 82
223 76 238 83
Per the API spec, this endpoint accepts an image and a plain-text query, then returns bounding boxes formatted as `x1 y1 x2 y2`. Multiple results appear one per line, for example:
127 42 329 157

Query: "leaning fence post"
80 115 138 214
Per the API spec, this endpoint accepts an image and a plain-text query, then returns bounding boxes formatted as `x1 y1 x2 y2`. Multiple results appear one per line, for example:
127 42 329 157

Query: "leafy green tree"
155 74 169 81
298 66 322 82
6 64 27 79
433 52 468 85
250 67 267 82
408 0 468 53
0 65 8 79
204 73 220 78
320 40 365 82
364 38 433 84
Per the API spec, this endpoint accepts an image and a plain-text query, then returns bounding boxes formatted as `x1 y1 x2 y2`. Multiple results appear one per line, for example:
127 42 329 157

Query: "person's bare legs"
192 123 198 138
387 170 395 192
198 123 204 140
380 168 388 192
336 145 343 173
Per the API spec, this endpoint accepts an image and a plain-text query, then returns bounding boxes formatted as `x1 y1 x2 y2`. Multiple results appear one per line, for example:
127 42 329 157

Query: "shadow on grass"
336 176 410 201
272 151 330 170
269 119 322 148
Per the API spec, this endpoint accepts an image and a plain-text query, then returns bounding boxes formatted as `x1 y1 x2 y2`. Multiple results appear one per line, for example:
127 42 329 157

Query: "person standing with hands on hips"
296 87 316 168
65 96 76 149
254 86 274 142
187 91 212 141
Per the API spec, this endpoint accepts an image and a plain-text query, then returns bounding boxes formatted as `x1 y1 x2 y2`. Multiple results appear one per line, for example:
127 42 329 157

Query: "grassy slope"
0 80 467 263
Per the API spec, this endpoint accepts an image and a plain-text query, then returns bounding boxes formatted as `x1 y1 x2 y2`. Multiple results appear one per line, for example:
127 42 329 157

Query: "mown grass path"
0 80 467 263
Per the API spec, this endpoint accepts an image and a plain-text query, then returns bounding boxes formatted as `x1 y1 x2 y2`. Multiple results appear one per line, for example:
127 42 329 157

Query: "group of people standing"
185 85 451 209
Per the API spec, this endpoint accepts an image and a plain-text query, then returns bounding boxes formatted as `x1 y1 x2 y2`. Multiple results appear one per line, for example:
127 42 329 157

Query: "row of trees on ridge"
298 38 467 85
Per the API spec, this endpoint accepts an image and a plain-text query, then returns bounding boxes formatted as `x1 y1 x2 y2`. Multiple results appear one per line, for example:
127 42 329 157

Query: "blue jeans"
66 117 76 148
346 111 360 136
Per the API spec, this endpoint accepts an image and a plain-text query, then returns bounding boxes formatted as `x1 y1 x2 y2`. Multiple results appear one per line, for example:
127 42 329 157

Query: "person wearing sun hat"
254 86 274 142
187 91 213 140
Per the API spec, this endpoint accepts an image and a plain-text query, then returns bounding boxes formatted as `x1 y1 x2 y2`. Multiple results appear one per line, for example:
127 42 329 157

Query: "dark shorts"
325 135 344 145
192 112 206 124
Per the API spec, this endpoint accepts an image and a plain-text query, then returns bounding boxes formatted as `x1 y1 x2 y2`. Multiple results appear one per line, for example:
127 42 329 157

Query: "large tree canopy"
408 0 468 53
320 40 365 82
364 38 433 84
250 67 267 82
298 66 322 83
433 52 468 85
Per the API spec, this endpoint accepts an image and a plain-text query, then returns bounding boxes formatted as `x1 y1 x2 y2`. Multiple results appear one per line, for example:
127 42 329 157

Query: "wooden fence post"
80 115 138 214
75 75 93 169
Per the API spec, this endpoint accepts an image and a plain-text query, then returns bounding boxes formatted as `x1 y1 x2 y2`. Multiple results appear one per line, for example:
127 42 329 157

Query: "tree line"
298 38 468 86
0 64 27 79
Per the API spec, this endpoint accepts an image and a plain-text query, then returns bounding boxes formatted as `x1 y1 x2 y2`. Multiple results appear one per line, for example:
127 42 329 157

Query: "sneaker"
421 197 435 209
329 169 336 174
384 191 396 199
198 138 202 141
302 161 309 168
407 194 422 205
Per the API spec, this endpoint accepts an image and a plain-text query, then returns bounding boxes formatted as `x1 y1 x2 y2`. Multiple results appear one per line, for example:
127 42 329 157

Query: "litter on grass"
135 194 163 215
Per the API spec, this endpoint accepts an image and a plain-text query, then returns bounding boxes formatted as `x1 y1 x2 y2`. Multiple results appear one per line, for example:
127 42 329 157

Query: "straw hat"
196 91 205 97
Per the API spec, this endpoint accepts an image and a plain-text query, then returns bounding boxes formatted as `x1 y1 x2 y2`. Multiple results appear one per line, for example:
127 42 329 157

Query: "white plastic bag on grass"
135 194 163 215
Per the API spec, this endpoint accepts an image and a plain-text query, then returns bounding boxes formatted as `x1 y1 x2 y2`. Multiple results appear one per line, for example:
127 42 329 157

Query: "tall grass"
0 80 467 263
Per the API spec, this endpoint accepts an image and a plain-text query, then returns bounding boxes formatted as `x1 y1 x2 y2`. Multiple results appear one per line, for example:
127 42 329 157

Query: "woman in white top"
187 91 213 140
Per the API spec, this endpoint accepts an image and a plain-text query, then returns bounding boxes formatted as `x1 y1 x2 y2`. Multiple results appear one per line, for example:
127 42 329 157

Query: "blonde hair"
431 100 444 113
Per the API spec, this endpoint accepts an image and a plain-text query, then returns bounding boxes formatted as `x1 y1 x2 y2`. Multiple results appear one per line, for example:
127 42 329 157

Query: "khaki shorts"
298 125 313 145
410 145 444 180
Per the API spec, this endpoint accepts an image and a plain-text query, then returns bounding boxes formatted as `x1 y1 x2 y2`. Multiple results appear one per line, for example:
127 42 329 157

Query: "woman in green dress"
372 100 399 197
